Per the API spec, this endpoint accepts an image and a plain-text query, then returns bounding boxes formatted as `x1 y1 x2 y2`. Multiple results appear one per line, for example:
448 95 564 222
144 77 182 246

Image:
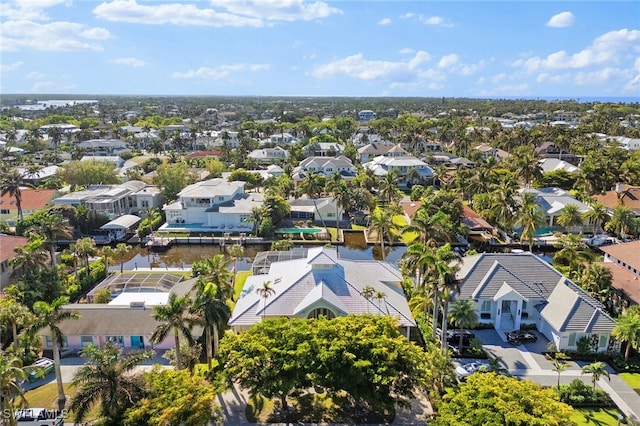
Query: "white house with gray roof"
229 247 416 336
161 178 263 232
455 252 617 353
363 154 433 187
518 187 592 231
292 156 357 182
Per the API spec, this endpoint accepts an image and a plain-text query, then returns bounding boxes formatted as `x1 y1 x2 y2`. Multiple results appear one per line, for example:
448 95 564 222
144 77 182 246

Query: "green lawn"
619 372 640 395
570 407 626 425
234 270 251 300
25 383 100 422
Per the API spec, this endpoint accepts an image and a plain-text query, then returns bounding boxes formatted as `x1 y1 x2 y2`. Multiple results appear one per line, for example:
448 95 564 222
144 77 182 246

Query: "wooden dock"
146 236 175 249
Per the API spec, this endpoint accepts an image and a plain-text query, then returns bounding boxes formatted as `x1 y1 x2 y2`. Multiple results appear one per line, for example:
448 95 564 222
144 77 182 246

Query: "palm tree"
514 192 545 251
70 343 152 424
256 280 275 320
373 290 386 314
553 233 593 279
402 207 451 245
579 263 613 306
1 168 25 222
27 213 74 267
72 237 97 276
0 351 29 423
151 293 197 370
581 361 610 390
481 356 508 375
0 298 33 353
114 242 132 273
448 300 478 354
191 278 231 369
367 206 400 261
606 204 635 239
100 245 115 271
361 285 375 314
377 170 402 206
612 311 640 362
583 201 609 235
196 254 234 302
226 244 245 298
556 204 584 230
31 296 79 410
552 359 568 389
10 238 49 276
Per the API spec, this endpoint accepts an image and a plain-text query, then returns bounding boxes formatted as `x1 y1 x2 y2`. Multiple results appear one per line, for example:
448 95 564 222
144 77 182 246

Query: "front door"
130 335 144 349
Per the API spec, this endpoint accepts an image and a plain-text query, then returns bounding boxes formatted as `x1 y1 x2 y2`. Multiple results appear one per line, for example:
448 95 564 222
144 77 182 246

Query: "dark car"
445 329 476 345
506 330 537 344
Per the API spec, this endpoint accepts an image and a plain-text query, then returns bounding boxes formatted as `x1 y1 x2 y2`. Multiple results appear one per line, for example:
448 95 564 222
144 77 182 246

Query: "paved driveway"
453 328 640 422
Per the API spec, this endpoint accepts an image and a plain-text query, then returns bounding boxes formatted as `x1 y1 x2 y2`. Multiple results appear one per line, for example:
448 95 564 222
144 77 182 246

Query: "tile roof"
592 185 640 213
0 235 29 263
596 261 640 304
600 241 640 271
0 189 57 210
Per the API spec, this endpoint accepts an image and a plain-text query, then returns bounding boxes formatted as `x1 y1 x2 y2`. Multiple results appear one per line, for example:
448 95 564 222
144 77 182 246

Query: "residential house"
37 273 201 351
229 247 416 336
81 155 125 169
161 178 263 232
612 136 640 151
263 132 299 145
222 165 284 181
0 235 29 290
518 187 593 231
77 139 129 156
597 241 640 309
292 156 357 183
53 181 162 219
248 146 287 164
539 158 580 174
462 205 496 243
304 142 344 157
399 200 422 225
357 142 395 163
358 110 376 121
592 184 640 217
474 143 511 161
17 165 60 187
288 196 343 225
454 252 617 352
363 148 433 187
535 142 578 163
0 189 58 228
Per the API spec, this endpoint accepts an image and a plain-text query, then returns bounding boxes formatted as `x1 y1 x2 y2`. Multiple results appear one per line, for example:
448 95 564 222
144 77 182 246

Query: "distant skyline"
1 1 639 100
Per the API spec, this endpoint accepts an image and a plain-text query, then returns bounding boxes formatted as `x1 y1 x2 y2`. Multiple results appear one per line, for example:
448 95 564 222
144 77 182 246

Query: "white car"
455 361 489 380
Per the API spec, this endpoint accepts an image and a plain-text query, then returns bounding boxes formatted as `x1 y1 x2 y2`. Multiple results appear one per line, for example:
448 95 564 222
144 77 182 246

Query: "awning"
100 214 142 230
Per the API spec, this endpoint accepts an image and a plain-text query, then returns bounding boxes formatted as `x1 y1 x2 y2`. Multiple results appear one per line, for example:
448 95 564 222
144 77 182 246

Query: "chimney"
615 183 624 193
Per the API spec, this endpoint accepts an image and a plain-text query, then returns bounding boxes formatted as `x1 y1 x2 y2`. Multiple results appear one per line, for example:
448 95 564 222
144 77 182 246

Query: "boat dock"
147 236 176 249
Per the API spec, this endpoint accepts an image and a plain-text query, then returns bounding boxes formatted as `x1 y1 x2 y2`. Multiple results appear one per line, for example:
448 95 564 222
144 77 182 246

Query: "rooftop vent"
129 301 145 309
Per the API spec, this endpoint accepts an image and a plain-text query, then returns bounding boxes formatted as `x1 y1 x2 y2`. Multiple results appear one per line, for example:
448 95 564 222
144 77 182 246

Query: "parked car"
506 330 537 344
14 408 64 425
437 328 476 345
455 361 489 380
25 358 55 382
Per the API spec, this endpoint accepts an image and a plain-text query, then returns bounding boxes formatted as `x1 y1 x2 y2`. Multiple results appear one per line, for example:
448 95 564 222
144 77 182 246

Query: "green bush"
556 379 614 407
65 260 107 301
137 212 164 237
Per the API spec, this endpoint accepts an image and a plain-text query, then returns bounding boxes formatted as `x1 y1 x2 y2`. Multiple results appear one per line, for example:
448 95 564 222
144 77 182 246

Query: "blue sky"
1 0 639 99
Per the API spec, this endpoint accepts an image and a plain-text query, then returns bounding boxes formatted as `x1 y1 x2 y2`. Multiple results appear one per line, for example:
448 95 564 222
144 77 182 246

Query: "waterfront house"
161 178 263 232
518 187 593 232
592 184 640 217
597 241 640 309
229 247 416 336
292 156 357 183
363 150 433 187
248 146 287 164
454 252 617 353
474 143 511 161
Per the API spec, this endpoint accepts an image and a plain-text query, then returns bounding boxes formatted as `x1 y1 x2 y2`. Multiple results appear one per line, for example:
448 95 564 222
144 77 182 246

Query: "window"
0 209 8 214
107 335 124 346
81 336 93 347
140 200 149 208
308 308 335 319
568 333 577 346
599 334 608 348
480 300 491 312
45 336 68 348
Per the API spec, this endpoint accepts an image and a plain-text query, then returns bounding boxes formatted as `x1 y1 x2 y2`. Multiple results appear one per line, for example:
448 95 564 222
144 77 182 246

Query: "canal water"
111 231 408 273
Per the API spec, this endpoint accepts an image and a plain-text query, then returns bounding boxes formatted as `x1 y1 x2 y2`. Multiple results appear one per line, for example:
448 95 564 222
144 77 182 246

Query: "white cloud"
513 28 640 73
210 0 342 21
546 11 575 28
26 71 45 80
1 0 67 21
0 61 24 72
492 73 507 83
421 15 453 27
438 54 459 68
377 18 391 26
30 80 75 93
1 20 109 51
114 57 145 68
172 63 270 79
94 0 340 27
398 48 414 55
400 13 415 19
311 51 431 81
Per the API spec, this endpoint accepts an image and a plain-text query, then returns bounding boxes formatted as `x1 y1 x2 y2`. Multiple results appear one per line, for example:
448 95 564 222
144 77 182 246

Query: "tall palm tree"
612 310 640 362
70 343 152 424
431 244 461 352
579 263 613 307
373 290 386 314
100 245 115 271
581 361 610 390
514 192 545 251
361 285 375 314
191 278 231 369
1 168 25 222
196 254 234 302
226 245 245 298
552 359 568 389
151 293 197 370
377 170 402 206
583 201 609 235
448 300 478 354
27 213 74 267
10 238 49 276
0 351 29 423
256 280 275 320
114 242 132 273
31 296 79 410
553 233 593 279
367 206 400 261
72 237 97 275
402 207 451 245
